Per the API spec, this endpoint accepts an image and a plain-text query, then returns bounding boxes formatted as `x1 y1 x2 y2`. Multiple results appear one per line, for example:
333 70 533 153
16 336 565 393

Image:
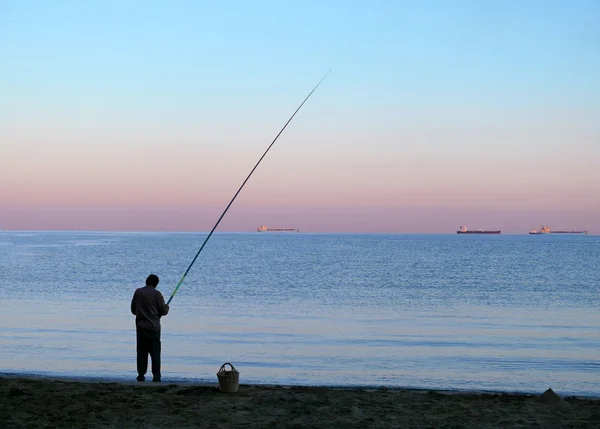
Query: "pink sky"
1 203 596 234
2 107 598 234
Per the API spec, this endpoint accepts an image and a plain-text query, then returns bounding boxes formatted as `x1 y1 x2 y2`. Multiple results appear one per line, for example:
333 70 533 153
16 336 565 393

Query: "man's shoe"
137 375 145 382
152 378 161 383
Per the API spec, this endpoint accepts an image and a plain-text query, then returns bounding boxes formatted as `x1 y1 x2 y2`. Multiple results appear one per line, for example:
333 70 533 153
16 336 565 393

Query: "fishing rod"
166 70 331 305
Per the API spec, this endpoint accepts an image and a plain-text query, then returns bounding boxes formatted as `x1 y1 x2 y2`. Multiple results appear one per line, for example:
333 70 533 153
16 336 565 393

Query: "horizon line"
0 229 594 236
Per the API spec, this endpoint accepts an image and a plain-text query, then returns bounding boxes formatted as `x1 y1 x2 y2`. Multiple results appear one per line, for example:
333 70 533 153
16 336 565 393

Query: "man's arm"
157 292 169 316
131 290 137 315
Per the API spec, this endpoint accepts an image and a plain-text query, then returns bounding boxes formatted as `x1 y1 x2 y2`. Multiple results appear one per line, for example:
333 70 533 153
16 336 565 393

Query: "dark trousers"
136 328 161 380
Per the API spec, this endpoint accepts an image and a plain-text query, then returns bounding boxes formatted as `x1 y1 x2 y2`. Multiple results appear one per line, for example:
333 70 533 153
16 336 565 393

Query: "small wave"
70 240 114 247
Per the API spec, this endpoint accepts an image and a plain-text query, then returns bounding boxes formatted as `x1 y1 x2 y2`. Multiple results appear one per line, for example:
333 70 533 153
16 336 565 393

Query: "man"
130 274 170 382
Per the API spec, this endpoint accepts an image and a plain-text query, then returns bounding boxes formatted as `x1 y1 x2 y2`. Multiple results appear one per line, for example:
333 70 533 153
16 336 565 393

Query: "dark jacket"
131 285 169 331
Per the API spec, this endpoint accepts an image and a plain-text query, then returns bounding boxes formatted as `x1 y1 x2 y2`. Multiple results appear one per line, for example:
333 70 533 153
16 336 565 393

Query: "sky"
1 0 599 233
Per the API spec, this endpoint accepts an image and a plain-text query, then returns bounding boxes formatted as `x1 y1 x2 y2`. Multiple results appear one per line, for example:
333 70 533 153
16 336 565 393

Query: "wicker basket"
216 362 239 393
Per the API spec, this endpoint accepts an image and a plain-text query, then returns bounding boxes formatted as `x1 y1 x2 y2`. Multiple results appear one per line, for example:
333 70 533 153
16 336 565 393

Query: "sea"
1 231 598 397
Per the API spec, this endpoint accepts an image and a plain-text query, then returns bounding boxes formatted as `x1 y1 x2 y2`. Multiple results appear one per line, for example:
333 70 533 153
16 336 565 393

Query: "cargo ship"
257 225 299 232
529 226 588 235
456 226 501 234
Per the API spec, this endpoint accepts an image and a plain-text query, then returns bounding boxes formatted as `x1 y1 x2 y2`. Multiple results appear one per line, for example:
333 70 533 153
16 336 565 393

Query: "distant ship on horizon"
257 225 299 233
529 225 588 235
456 226 501 234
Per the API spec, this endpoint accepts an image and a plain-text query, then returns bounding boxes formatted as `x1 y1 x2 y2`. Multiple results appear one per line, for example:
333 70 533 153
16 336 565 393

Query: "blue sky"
3 1 598 110
1 1 599 232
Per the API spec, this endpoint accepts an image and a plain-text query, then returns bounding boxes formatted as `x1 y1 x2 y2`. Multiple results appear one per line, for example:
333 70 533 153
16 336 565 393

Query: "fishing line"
166 70 331 305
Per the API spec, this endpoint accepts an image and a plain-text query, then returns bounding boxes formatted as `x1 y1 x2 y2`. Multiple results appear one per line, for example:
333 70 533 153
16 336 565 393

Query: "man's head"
146 274 160 288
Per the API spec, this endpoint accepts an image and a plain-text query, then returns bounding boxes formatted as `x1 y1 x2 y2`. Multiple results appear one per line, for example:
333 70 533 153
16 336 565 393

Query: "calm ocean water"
1 231 598 396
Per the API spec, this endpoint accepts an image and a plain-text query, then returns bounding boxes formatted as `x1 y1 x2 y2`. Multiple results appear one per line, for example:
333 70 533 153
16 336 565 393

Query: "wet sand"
1 376 599 428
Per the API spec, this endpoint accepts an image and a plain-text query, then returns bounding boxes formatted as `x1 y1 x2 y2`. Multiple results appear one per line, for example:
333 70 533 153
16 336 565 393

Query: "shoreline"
2 375 599 428
3 371 599 399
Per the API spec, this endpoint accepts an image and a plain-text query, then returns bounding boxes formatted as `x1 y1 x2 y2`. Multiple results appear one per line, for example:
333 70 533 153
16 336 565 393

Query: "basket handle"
218 362 237 374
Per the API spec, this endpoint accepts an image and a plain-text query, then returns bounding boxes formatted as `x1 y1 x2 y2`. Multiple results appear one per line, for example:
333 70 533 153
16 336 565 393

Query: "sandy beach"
2 376 599 428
